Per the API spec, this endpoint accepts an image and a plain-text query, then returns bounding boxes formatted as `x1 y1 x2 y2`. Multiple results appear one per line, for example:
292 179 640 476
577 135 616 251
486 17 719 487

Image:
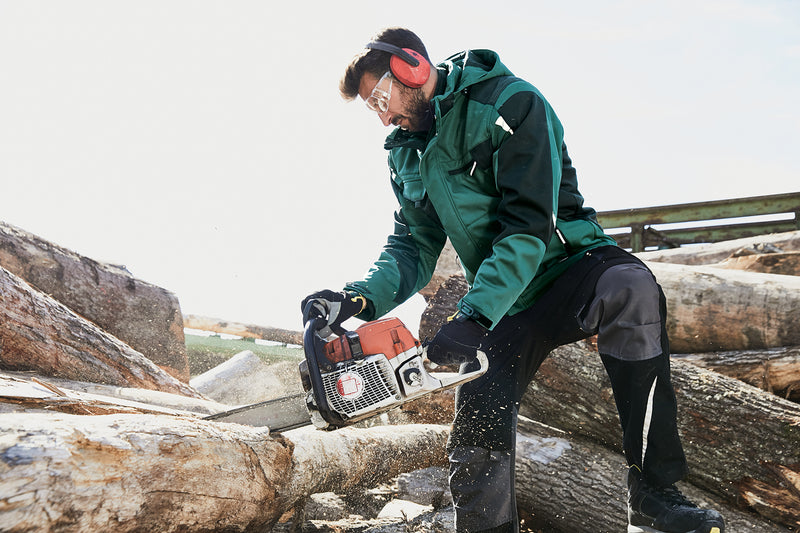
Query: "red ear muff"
365 41 431 88
389 49 430 88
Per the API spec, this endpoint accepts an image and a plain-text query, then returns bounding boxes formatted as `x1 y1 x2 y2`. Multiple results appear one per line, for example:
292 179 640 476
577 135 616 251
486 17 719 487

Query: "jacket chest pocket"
390 168 427 205
446 138 498 197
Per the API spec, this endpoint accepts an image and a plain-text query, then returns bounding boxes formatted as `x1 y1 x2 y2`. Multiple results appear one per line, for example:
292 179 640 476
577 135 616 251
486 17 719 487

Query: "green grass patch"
186 334 303 376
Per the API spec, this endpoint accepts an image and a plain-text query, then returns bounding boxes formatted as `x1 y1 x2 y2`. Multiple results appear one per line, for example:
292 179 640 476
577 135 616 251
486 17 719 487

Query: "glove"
301 289 367 336
425 312 488 366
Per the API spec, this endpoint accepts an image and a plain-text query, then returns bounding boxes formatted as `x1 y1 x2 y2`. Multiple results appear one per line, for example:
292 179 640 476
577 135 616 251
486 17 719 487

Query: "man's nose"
379 110 393 127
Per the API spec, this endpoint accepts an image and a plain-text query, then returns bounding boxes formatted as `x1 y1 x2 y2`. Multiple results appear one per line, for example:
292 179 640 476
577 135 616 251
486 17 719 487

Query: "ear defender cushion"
389 48 430 88
365 41 431 88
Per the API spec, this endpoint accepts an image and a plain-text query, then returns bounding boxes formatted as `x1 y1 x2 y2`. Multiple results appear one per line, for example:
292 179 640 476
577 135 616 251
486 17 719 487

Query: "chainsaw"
204 304 488 431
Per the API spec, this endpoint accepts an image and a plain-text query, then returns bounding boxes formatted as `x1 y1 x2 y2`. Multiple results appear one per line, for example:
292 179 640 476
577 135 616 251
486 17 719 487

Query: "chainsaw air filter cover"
322 317 421 364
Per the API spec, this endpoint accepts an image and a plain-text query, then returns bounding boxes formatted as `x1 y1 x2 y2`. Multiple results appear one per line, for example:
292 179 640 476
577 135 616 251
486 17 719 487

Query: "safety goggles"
365 71 393 114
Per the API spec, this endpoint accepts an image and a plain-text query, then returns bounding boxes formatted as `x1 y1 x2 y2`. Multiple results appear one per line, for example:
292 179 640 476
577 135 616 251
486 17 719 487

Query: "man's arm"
346 174 447 321
459 84 565 327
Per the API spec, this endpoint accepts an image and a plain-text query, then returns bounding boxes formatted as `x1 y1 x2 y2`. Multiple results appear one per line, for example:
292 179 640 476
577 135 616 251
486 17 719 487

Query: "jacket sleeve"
345 156 447 321
459 85 565 327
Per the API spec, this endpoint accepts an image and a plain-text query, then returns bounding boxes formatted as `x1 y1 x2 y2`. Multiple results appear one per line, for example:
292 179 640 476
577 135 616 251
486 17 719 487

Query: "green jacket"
346 49 615 329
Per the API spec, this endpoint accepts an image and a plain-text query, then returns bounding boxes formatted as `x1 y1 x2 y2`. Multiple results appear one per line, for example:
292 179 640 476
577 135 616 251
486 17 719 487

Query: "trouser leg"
601 353 687 486
447 251 604 532
580 260 688 486
446 321 540 533
446 245 689 531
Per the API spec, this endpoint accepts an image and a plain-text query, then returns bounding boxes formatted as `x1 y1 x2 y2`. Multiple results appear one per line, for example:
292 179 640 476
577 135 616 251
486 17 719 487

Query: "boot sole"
628 525 722 533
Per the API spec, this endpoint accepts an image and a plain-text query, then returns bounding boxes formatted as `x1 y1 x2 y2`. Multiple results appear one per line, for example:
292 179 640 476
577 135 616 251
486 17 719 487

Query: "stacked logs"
2 222 800 531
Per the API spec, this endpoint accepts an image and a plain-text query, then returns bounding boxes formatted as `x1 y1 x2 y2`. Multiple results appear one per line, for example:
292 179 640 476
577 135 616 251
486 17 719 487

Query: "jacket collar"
383 50 513 150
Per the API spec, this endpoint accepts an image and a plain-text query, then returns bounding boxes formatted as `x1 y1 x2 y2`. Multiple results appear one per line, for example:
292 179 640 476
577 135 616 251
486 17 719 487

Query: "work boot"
627 469 724 533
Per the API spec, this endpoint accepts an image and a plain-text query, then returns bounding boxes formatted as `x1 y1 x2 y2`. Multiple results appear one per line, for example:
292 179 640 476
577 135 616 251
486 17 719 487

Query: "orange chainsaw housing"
323 317 420 364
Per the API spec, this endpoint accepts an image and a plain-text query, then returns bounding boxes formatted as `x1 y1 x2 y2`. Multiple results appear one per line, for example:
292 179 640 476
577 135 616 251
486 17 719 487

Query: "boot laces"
654 485 697 509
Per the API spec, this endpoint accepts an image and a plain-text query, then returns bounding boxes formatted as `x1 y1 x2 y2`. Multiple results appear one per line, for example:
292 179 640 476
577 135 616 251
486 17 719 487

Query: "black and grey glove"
425 311 489 366
301 289 367 336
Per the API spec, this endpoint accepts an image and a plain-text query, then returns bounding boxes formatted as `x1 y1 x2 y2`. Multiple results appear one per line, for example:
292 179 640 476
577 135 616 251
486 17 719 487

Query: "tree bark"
418 275 469 341
419 240 461 302
0 412 448 532
648 261 800 352
0 221 189 381
0 371 229 416
183 314 304 346
672 346 800 401
0 266 202 398
709 251 800 276
635 230 800 265
519 342 800 529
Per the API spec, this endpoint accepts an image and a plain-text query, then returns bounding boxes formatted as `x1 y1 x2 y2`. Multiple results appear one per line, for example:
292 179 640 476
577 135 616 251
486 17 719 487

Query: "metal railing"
596 192 800 252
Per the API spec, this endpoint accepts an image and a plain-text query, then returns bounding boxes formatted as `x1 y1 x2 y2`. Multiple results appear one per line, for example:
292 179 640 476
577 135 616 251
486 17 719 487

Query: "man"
302 27 724 533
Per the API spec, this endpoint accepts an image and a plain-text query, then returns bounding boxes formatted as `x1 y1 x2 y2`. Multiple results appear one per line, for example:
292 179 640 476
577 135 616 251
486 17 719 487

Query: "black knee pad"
580 263 663 361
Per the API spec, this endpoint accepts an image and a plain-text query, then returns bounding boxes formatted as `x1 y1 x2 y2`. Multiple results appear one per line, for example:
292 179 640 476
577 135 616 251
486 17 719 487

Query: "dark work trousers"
447 245 688 533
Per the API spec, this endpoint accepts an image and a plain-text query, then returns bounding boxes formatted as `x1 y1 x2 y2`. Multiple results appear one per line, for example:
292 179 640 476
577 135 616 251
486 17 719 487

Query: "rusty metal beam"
597 192 800 251
597 191 800 230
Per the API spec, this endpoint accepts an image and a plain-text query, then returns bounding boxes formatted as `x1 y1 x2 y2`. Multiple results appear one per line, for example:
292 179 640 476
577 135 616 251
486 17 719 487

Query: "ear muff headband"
365 41 430 88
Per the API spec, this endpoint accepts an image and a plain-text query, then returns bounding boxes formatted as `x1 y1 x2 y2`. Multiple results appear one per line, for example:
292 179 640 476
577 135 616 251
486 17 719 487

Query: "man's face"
358 72 433 132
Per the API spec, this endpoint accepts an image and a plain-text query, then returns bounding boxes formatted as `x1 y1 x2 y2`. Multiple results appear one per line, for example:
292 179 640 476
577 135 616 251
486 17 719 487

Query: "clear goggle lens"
365 72 392 114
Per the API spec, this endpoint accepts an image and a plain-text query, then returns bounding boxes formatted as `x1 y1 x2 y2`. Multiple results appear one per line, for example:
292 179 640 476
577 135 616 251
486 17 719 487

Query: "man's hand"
425 312 488 366
301 290 367 336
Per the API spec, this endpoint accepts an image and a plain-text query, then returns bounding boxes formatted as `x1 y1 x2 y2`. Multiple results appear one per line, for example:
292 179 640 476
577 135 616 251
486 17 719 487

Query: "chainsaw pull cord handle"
302 301 335 419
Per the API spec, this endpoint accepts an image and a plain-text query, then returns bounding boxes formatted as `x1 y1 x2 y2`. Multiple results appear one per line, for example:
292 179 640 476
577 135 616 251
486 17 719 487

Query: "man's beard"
402 86 434 132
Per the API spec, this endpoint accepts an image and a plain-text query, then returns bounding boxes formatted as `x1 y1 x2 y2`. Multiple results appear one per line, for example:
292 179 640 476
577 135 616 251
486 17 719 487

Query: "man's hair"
339 27 430 101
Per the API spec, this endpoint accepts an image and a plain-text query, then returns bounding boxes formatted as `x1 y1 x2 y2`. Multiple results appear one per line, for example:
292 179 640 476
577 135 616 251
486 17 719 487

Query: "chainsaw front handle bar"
302 307 334 421
425 350 489 391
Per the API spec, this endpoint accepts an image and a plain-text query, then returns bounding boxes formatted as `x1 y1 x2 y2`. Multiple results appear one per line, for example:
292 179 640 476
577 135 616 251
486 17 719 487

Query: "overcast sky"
1 1 798 334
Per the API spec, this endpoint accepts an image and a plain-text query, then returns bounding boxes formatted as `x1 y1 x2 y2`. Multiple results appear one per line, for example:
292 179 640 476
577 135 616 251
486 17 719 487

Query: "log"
189 350 304 406
419 275 469 341
514 418 791 532
0 266 202 398
0 371 229 416
0 221 189 381
635 230 800 265
416 247 800 353
277 424 448 511
519 342 800 529
672 346 800 401
276 420 786 533
3 402 775 533
0 373 207 417
0 412 448 532
709 251 800 276
419 239 461 302
183 314 304 346
647 261 800 352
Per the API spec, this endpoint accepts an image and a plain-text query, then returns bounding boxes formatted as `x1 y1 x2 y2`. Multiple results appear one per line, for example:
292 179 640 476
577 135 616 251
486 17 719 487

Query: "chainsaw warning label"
336 371 365 400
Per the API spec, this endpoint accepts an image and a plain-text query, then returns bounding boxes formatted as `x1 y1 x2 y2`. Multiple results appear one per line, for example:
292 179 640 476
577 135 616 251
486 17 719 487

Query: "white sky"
1 1 798 334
